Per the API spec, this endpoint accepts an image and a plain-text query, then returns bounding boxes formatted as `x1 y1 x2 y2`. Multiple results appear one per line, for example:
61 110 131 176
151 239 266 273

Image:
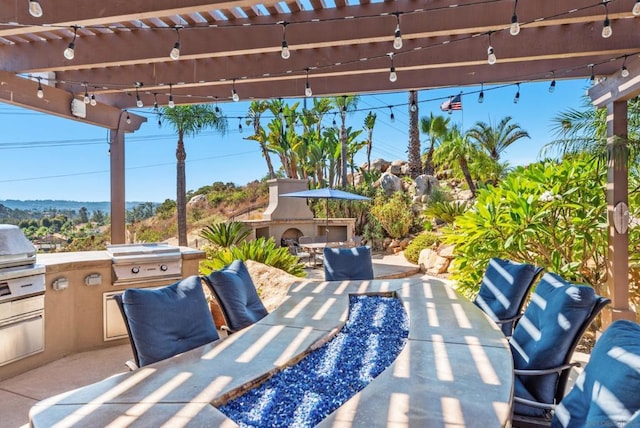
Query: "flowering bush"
445 158 611 297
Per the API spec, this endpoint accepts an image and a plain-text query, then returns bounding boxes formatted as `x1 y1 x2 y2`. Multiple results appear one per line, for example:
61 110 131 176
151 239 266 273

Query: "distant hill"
0 200 155 213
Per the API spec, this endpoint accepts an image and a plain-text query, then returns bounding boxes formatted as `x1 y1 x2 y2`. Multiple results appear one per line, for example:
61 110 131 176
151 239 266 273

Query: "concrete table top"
30 276 513 427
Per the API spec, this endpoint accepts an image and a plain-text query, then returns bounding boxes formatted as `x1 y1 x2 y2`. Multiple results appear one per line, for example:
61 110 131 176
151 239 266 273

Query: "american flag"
440 93 462 112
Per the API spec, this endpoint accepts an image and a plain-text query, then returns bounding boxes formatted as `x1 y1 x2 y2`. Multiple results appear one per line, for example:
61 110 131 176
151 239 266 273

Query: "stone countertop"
30 276 513 427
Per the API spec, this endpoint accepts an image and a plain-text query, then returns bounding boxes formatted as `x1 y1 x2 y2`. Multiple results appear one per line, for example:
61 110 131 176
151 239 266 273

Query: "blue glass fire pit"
217 294 409 427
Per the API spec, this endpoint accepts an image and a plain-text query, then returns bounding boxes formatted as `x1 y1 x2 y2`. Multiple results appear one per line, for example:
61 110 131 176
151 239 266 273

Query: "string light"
232 79 240 102
36 77 44 99
28 0 43 18
135 84 143 107
388 53 397 82
633 0 640 16
304 68 313 97
153 93 159 111
90 88 97 106
125 110 132 124
510 0 520 36
589 65 595 84
602 2 612 38
549 73 556 93
170 27 181 60
388 106 395 122
168 83 175 108
478 83 484 103
393 13 403 50
332 113 337 127
410 99 417 112
238 117 243 133
621 56 629 78
513 83 520 103
63 26 78 60
487 32 496 65
83 84 90 104
281 23 290 60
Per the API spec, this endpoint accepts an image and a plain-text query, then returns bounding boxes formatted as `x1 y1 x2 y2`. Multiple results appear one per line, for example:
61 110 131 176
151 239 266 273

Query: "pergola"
0 0 638 321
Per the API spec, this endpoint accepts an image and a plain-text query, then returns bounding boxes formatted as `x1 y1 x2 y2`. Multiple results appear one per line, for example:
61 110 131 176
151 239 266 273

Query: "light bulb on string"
513 83 520 104
64 26 78 60
238 117 243 133
393 13 402 49
168 83 175 108
304 68 313 97
621 56 630 78
589 65 595 85
633 0 640 16
388 106 395 123
549 79 556 93
478 83 484 103
232 80 240 102
410 100 417 112
169 27 181 60
388 53 397 82
135 86 144 108
28 0 43 18
281 23 290 59
602 3 612 38
125 111 132 125
509 0 520 36
487 32 496 65
90 93 96 106
83 86 90 104
36 78 44 99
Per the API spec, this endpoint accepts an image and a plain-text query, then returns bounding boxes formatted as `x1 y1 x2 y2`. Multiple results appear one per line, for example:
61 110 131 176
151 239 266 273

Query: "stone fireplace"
241 179 355 246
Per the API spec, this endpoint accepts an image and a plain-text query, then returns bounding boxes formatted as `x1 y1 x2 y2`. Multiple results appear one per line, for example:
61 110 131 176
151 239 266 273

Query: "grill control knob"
131 266 140 274
160 265 168 272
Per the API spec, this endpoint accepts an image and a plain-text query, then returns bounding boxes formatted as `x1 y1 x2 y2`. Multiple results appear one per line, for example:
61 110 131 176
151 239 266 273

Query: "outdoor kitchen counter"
29 276 514 427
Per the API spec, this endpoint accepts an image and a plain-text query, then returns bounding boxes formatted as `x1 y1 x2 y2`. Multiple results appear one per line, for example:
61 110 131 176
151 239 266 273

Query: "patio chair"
551 319 640 428
114 275 220 369
510 272 610 426
323 245 374 281
473 258 543 336
202 259 268 334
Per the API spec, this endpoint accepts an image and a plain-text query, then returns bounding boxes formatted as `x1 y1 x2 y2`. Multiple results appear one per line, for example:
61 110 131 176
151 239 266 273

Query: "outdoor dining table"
29 276 514 427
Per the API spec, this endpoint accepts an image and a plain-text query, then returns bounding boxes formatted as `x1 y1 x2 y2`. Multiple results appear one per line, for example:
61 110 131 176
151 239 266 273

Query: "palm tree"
363 111 377 173
332 95 359 188
161 104 227 246
420 113 450 176
433 125 479 196
467 116 530 161
245 100 276 179
408 90 421 178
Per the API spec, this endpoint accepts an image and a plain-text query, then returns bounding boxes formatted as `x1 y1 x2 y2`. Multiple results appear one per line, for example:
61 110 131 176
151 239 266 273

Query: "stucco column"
604 100 635 324
109 128 125 245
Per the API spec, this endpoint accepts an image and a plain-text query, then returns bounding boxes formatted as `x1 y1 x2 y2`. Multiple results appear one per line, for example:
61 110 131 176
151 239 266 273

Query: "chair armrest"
514 362 581 377
513 396 556 411
494 313 524 325
124 360 139 371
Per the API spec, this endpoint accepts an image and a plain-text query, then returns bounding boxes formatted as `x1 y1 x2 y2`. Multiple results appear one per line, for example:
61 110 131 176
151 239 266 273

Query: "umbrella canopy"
281 187 370 242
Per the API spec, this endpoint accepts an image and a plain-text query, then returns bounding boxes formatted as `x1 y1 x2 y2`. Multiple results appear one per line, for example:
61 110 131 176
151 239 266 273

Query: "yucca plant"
199 221 252 248
200 237 306 277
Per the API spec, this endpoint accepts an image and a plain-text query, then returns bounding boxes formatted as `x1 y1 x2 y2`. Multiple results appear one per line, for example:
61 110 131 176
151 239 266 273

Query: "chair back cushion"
552 320 640 428
323 246 374 281
474 258 542 335
120 275 219 367
205 260 268 331
510 272 597 416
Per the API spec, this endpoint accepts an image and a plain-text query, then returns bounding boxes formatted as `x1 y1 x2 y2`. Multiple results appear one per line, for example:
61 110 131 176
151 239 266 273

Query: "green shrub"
369 191 415 239
404 232 441 264
199 221 252 248
199 237 306 277
423 200 469 224
444 158 609 298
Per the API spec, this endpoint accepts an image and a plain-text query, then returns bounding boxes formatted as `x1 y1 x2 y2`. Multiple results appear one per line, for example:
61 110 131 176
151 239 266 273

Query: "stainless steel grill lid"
0 225 36 268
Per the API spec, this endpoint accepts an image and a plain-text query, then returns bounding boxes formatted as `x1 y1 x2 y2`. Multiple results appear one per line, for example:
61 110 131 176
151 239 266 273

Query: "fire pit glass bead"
217 294 409 428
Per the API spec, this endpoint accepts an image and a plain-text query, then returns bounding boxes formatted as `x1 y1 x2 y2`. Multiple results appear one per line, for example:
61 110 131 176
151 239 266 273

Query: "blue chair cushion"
552 320 640 428
323 246 374 281
121 275 219 367
474 258 542 336
205 260 268 331
510 272 597 416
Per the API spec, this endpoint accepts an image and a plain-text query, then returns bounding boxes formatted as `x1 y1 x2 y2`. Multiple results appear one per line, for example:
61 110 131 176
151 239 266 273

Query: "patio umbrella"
281 187 370 243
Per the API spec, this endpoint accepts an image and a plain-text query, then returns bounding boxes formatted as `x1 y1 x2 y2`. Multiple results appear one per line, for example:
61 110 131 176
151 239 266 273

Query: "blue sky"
0 78 589 202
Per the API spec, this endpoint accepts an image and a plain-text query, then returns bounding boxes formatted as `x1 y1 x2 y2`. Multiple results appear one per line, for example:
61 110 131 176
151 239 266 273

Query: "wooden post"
109 126 126 245
604 100 636 324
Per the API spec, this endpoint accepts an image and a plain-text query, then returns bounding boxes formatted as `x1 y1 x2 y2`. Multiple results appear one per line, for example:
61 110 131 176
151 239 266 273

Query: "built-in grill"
106 243 182 286
0 225 46 366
